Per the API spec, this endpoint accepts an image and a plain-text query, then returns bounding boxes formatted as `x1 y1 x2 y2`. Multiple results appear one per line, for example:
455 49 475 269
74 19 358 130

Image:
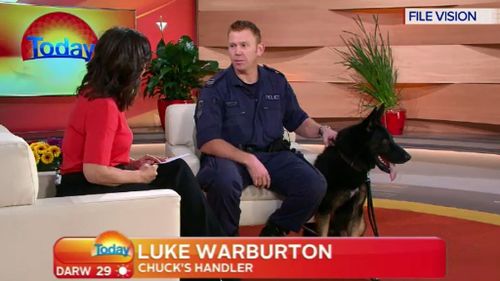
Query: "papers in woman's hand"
158 153 190 164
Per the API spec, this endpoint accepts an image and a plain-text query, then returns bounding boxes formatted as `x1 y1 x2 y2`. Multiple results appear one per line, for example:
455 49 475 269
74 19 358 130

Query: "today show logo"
21 12 97 62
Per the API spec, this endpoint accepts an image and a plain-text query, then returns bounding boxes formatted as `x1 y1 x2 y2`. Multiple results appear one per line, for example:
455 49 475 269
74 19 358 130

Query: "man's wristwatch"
319 125 331 137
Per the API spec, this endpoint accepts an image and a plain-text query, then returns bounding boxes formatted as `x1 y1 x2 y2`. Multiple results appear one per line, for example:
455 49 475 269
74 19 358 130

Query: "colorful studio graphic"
0 3 134 97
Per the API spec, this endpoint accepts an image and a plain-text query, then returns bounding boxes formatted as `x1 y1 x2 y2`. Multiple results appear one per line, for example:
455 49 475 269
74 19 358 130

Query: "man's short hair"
228 20 261 43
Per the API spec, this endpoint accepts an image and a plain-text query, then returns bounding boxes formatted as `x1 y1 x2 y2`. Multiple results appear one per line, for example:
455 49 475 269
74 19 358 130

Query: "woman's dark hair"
77 27 151 111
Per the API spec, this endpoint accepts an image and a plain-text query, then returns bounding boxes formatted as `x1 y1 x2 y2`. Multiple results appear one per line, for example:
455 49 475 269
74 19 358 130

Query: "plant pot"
381 108 406 135
157 99 194 130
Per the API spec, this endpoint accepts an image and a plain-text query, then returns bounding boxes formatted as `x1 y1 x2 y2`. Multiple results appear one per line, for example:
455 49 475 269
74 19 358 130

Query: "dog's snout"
404 152 411 162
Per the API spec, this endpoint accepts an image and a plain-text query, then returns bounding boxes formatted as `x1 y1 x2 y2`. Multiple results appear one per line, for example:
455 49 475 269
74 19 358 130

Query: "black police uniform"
195 65 326 236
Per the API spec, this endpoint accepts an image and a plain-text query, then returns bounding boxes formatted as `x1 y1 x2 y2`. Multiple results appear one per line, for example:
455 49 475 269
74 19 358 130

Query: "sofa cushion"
0 125 38 207
165 104 196 147
241 185 282 201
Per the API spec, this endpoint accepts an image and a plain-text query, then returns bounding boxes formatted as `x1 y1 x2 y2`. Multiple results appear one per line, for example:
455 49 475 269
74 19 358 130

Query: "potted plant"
337 16 406 135
144 35 219 129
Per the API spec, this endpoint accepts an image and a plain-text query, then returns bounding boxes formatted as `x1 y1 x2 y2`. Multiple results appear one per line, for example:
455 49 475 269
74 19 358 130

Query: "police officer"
195 20 337 236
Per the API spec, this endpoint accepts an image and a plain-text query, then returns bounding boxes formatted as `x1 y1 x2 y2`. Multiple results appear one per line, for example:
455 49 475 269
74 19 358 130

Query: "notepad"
159 153 190 164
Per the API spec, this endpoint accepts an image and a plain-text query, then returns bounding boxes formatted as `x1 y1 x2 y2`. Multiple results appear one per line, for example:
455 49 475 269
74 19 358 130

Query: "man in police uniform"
195 20 337 236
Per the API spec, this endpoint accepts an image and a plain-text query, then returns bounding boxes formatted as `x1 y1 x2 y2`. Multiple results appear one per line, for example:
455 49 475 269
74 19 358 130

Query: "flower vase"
37 162 60 172
381 108 406 135
157 99 194 130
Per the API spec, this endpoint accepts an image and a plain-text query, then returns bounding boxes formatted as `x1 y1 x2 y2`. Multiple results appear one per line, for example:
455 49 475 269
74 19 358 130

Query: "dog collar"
336 147 369 172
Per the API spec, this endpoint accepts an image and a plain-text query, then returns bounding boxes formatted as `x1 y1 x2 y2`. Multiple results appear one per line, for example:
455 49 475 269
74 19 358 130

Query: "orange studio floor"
239 201 500 281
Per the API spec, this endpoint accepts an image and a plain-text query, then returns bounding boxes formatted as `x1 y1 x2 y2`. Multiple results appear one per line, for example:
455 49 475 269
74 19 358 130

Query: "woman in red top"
57 27 222 237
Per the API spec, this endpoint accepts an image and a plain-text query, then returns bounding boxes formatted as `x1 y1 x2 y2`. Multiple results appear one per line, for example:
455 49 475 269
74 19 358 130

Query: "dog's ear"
377 104 386 117
363 105 385 131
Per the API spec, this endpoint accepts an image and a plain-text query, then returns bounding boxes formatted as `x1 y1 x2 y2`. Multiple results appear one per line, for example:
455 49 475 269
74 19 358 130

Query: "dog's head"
335 105 411 173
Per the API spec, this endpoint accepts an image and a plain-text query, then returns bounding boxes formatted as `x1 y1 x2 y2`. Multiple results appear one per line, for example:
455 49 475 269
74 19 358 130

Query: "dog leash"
366 177 381 281
365 177 379 237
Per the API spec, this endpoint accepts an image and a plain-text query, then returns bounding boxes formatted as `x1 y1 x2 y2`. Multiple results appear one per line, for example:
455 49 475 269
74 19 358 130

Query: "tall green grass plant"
337 16 399 109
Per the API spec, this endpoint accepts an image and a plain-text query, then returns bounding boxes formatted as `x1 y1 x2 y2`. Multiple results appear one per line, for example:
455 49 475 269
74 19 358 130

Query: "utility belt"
238 138 292 153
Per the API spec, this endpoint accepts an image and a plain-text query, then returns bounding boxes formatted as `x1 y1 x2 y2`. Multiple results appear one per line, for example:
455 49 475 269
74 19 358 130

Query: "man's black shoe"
259 221 289 236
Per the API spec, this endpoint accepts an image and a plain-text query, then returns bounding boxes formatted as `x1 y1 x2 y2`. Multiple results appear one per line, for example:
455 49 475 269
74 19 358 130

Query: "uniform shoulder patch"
262 64 285 77
204 70 226 87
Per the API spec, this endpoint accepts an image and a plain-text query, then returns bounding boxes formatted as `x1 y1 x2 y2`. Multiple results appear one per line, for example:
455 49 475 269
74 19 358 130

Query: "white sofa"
0 124 180 281
164 104 322 226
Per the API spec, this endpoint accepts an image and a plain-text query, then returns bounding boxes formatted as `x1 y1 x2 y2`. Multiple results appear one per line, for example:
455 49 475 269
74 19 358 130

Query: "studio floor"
239 203 500 281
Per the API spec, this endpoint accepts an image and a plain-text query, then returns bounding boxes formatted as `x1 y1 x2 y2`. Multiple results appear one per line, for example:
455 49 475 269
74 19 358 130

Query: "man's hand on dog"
320 126 337 146
244 154 271 189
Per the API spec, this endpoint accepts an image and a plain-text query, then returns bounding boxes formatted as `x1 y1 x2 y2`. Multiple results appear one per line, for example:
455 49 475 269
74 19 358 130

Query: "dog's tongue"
389 163 397 181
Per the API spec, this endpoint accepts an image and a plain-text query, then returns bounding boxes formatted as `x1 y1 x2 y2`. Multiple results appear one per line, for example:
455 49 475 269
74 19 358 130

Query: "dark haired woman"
56 27 222 237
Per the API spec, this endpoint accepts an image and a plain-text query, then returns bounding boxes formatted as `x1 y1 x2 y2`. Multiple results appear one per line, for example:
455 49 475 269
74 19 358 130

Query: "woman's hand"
129 154 167 170
137 163 158 184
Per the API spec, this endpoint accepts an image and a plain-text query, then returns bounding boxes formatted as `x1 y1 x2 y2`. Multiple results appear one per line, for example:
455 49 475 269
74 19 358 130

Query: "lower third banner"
53 231 446 279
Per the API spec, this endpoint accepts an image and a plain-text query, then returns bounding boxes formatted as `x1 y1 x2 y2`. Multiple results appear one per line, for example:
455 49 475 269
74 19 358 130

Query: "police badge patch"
265 94 280 101
196 99 204 119
205 78 215 87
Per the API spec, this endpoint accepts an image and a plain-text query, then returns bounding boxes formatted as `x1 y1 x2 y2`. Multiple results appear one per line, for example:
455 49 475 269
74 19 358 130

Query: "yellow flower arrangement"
29 140 62 171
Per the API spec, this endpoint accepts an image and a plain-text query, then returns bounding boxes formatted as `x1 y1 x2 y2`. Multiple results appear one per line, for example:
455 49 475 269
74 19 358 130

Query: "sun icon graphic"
115 264 132 278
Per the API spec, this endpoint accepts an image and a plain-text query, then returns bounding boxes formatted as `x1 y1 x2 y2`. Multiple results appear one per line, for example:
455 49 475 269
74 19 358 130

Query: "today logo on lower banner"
53 231 134 278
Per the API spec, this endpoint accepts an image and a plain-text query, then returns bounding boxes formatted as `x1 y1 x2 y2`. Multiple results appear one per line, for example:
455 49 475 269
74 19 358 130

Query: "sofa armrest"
0 189 180 281
0 125 38 207
166 144 200 174
292 143 323 164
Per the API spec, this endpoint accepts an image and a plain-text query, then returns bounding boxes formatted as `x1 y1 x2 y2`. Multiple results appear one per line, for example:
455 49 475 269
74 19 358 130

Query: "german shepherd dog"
310 106 411 237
